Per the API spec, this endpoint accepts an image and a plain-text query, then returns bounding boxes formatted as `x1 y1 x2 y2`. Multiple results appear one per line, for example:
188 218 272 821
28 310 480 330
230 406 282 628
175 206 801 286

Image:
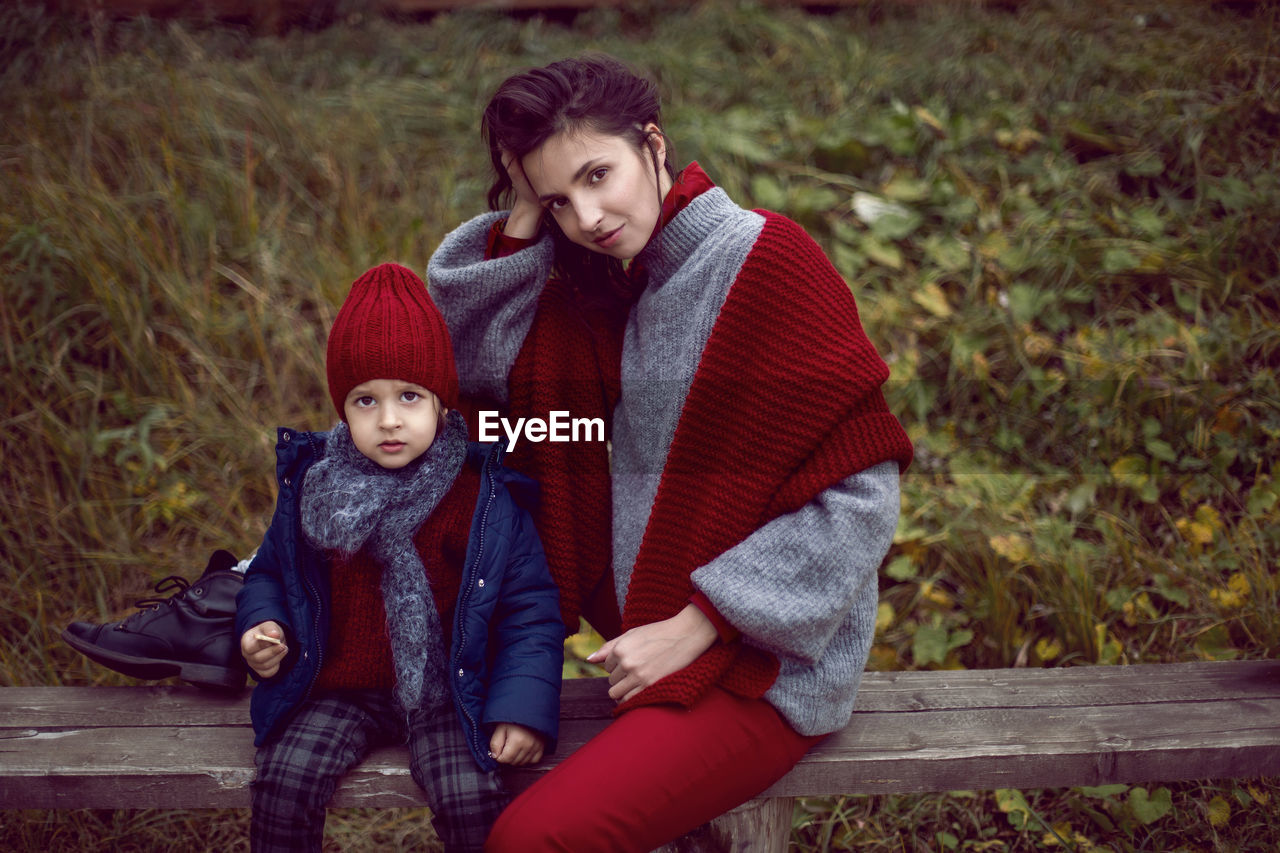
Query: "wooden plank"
0 679 610 728
4 696 1277 807
0 725 419 808
3 662 1278 809
7 660 1276 727
55 0 1018 19
852 659 1280 711
374 0 621 10
0 684 253 727
762 698 1280 795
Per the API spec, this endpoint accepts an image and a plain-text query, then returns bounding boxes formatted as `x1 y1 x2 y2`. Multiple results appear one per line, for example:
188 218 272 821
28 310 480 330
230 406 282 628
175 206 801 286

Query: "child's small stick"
253 633 283 645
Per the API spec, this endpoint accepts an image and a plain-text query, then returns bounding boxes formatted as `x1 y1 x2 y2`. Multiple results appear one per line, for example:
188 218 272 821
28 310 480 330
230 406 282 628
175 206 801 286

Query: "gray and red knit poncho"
430 163 912 735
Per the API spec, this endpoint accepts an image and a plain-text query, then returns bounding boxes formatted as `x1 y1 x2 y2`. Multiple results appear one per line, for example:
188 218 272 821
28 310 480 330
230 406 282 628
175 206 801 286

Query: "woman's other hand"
587 603 718 703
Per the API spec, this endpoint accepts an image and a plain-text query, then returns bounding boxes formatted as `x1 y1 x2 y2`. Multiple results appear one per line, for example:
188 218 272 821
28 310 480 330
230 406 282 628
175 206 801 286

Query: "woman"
427 53 913 852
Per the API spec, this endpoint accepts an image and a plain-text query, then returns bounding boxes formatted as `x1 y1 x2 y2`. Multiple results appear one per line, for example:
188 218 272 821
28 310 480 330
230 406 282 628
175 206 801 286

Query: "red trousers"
485 686 823 852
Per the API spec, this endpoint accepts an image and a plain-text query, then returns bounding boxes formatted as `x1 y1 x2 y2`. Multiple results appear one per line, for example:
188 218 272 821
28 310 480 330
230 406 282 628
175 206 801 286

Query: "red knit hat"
326 263 458 419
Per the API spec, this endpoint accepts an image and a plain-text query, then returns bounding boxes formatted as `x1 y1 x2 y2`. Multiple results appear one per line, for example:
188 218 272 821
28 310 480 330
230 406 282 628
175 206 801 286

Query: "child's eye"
401 391 420 403
354 396 375 408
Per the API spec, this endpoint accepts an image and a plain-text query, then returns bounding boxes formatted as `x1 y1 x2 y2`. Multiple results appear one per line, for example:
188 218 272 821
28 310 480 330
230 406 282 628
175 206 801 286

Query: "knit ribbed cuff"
487 218 540 259
690 591 739 643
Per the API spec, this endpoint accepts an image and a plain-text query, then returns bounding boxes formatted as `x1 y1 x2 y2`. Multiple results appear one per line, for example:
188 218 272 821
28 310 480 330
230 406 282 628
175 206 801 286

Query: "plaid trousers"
250 689 508 852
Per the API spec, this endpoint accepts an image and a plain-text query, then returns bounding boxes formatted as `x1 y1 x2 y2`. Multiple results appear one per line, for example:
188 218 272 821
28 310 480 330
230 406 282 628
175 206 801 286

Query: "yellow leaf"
1246 783 1270 806
989 533 1032 563
1187 521 1214 544
920 580 954 608
882 173 932 203
1175 516 1212 548
1227 572 1251 597
995 127 1044 154
1122 599 1138 627
1210 587 1245 609
911 282 953 318
1209 573 1252 609
1040 822 1074 847
1095 623 1124 664
876 601 895 633
1206 795 1231 828
1175 504 1222 546
1120 592 1156 627
1110 455 1149 489
865 236 904 269
1035 637 1063 661
564 630 603 660
1193 503 1223 531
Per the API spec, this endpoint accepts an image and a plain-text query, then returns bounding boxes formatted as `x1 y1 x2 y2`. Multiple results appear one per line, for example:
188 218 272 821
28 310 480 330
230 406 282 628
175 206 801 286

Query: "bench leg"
652 797 794 853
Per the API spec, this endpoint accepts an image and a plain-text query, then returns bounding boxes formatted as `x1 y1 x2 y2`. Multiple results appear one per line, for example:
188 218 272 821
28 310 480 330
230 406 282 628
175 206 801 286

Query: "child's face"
343 380 446 470
521 123 672 262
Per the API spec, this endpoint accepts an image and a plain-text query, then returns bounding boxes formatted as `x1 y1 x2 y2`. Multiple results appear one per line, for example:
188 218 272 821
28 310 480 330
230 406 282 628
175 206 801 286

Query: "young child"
234 262 563 853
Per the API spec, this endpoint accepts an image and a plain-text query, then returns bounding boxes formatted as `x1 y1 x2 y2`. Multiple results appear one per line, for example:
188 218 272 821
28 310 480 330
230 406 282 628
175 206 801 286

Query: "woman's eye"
589 168 607 185
547 197 567 211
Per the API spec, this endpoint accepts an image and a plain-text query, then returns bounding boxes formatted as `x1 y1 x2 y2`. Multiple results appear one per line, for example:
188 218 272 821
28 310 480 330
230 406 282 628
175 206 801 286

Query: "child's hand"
241 621 288 679
488 723 545 767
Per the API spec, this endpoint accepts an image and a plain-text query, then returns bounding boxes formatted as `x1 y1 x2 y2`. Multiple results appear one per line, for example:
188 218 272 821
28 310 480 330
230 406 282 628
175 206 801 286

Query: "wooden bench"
3 660 1279 851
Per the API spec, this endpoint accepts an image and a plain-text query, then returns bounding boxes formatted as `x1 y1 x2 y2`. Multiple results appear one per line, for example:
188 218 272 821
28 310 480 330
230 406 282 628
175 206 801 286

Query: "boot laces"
120 575 193 625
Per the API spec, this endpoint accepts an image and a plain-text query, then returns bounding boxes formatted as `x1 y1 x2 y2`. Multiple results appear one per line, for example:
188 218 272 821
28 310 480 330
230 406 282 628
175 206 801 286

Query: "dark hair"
481 54 676 306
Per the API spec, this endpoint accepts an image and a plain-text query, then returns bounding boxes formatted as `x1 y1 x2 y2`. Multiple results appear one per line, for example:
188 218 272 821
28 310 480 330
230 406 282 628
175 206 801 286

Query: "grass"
2 0 1278 849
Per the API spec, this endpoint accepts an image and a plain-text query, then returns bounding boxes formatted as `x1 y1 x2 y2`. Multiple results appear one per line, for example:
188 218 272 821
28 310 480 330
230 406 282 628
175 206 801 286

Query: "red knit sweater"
314 465 480 691
499 167 912 713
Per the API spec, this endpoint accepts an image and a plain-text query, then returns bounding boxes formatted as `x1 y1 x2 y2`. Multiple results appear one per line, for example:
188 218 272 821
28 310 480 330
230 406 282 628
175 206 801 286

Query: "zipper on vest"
297 431 325 701
453 447 498 764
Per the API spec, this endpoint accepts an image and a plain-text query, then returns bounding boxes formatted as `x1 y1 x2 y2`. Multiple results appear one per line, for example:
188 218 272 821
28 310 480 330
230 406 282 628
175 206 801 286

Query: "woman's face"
520 123 672 261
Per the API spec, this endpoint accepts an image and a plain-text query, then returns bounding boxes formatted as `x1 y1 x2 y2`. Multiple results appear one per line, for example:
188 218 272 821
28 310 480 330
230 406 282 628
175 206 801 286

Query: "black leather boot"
62 549 248 690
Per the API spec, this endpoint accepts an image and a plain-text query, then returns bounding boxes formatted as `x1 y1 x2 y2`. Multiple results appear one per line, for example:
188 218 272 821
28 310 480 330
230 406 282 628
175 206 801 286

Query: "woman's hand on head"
586 603 719 704
240 621 288 679
501 149 543 240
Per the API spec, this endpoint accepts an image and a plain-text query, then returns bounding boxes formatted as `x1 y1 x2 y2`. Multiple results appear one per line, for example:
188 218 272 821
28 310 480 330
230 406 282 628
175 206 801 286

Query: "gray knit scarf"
299 408 468 712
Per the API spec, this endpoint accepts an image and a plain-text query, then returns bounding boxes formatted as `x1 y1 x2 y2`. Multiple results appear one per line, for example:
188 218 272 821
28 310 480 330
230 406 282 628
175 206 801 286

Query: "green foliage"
845 0 1280 676
1 0 1277 850
795 779 1280 852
